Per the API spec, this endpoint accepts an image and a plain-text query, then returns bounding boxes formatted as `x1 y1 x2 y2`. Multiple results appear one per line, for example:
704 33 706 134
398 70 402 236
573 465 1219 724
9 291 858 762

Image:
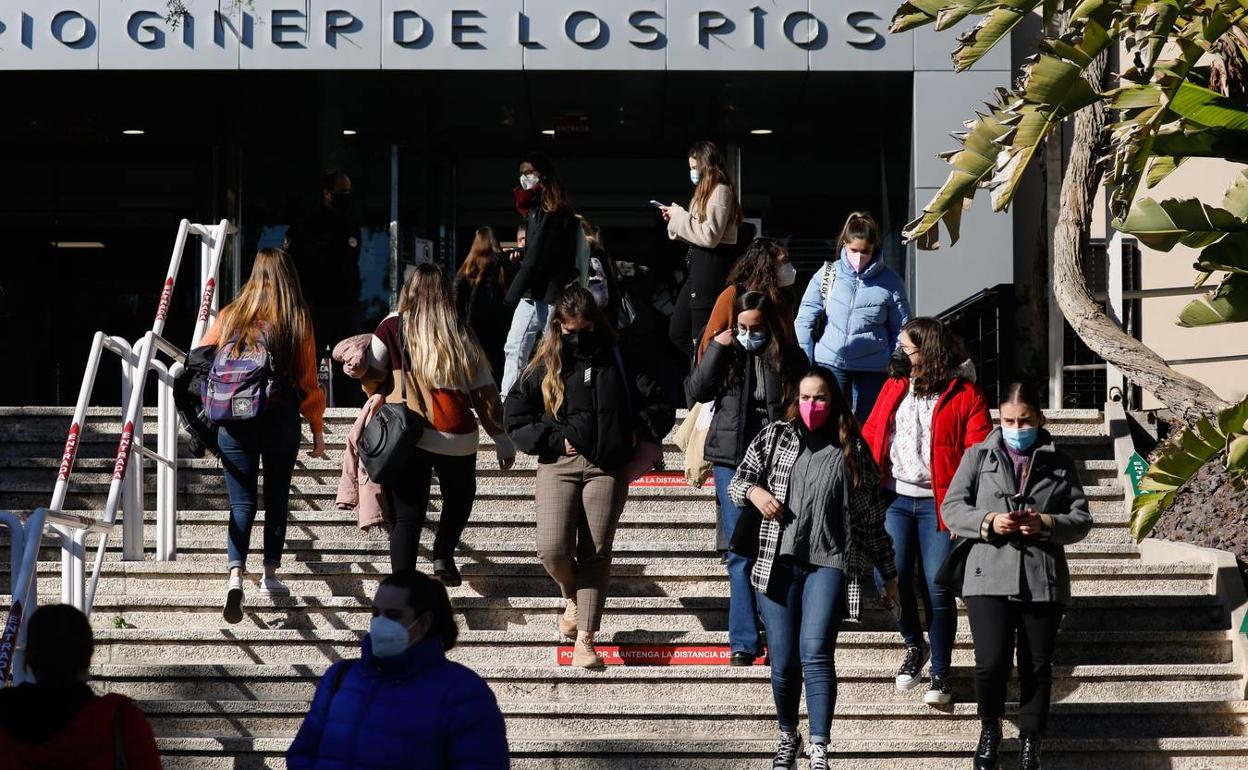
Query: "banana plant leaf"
891 0 954 32
1168 80 1248 130
1150 125 1248 163
1177 273 1248 325
1131 395 1248 540
1221 169 1248 218
1146 155 1187 187
1118 196 1248 250
952 0 1045 71
1195 232 1248 273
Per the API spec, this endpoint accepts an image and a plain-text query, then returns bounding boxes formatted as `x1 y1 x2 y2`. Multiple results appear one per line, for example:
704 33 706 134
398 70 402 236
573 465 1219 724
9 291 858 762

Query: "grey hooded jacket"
942 428 1092 604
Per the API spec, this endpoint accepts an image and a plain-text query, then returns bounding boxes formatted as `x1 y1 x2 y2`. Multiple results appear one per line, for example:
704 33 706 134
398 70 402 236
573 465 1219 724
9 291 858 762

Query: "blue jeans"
875 494 957 677
756 563 847 743
713 465 761 656
500 299 550 397
829 367 887 425
217 402 302 570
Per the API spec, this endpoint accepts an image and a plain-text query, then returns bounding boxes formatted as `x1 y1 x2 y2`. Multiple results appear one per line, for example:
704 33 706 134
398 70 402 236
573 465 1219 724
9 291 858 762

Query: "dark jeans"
965 597 1065 737
756 563 848 743
713 465 761 656
829 366 888 425
874 494 957 677
387 450 477 572
218 402 302 570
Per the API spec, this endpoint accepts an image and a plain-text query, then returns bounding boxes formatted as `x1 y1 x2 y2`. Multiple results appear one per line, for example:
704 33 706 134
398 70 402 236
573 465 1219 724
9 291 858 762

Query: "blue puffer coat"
794 255 910 373
286 636 510 770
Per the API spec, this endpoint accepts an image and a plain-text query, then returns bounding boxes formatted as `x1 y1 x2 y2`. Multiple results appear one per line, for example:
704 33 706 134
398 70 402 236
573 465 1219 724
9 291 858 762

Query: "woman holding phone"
660 140 743 359
942 382 1092 770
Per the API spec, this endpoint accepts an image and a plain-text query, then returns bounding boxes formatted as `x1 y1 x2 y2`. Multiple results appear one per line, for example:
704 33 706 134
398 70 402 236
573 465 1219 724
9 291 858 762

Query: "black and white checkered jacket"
729 420 898 620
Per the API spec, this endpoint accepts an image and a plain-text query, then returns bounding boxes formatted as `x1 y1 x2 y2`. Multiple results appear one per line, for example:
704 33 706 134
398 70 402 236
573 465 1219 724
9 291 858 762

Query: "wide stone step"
37 590 1230 635
143 735 1248 770
86 627 1233 668
9 536 1144 563
7 558 1211 605
135 698 1248 741
92 661 1245 703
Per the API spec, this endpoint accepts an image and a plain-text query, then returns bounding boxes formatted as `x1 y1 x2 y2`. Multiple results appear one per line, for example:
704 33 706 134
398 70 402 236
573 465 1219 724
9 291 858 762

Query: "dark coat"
456 264 508 379
942 428 1093 604
504 336 674 471
283 207 362 311
505 206 578 307
286 637 509 770
684 339 807 468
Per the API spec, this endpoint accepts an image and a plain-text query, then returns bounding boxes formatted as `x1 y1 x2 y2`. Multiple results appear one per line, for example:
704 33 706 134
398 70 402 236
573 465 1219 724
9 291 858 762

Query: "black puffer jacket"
685 339 807 468
505 206 578 307
504 333 674 471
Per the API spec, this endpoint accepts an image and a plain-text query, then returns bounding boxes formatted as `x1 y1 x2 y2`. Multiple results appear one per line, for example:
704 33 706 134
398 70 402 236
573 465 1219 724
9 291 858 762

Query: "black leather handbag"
358 330 424 485
935 537 976 597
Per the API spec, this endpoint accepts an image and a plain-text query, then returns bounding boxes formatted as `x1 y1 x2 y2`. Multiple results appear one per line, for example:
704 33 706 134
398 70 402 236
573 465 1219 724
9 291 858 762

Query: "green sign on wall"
1125 452 1149 497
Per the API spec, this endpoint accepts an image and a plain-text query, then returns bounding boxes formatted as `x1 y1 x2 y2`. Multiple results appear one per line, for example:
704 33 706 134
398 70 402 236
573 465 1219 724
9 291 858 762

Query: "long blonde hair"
522 286 616 417
214 248 310 379
457 226 506 290
397 262 484 389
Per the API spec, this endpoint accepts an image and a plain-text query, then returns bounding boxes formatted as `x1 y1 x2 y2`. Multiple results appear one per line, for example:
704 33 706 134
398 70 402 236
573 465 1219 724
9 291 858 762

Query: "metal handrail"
14 220 232 632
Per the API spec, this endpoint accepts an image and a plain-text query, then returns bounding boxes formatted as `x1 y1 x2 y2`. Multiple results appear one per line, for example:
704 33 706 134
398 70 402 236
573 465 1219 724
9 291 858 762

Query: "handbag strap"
820 261 837 317
113 706 127 770
397 322 410 404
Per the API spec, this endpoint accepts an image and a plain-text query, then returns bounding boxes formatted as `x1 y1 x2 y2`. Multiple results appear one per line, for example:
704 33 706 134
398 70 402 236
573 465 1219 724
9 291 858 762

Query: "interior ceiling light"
541 129 556 136
51 241 106 249
343 129 358 136
750 128 774 135
122 129 145 136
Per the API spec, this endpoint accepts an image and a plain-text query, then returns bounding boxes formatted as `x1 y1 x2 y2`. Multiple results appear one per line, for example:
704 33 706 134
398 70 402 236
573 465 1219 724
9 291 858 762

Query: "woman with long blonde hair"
364 262 515 586
201 247 326 624
504 287 675 668
455 226 509 382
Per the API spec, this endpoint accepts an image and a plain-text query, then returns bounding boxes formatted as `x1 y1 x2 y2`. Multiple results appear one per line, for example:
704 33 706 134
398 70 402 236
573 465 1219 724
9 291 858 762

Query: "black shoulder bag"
358 327 425 485
728 430 781 560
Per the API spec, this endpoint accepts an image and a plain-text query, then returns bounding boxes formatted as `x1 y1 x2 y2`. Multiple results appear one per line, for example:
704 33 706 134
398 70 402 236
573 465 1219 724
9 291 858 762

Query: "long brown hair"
397 262 485 389
214 247 310 380
726 237 787 305
835 211 881 254
688 140 743 225
725 291 796 404
457 226 506 291
523 286 617 417
784 365 865 488
902 317 962 397
521 152 574 214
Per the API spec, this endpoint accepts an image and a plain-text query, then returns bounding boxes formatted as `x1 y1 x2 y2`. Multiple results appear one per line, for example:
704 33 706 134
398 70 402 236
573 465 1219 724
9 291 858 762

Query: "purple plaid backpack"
203 324 279 422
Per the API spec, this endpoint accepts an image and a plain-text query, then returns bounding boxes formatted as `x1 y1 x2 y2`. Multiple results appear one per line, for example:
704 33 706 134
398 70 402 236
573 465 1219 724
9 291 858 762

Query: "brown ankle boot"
572 631 605 669
559 599 577 640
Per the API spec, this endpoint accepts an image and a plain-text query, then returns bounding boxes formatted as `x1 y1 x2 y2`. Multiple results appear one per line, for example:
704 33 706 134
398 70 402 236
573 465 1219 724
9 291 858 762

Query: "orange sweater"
696 286 797 362
200 319 326 434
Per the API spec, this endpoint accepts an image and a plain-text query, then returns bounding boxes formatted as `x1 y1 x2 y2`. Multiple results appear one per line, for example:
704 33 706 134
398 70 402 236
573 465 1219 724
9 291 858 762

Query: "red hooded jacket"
0 687 162 770
861 376 993 530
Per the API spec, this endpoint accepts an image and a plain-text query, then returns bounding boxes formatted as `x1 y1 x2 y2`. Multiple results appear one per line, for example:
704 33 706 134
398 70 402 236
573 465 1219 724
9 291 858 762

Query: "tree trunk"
1051 52 1229 424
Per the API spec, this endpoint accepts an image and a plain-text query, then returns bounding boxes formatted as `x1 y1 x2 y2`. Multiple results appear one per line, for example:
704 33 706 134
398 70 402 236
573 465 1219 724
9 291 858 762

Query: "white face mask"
689 169 701 185
519 173 540 191
777 262 797 288
370 615 417 658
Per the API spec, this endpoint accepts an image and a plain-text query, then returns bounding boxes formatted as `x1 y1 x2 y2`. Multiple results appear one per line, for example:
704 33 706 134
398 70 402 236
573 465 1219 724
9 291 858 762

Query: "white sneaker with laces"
256 575 290 596
223 575 244 624
807 742 829 770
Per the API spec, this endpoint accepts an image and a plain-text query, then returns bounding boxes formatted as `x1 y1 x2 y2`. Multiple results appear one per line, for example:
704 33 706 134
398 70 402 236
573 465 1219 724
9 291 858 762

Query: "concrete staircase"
2 406 1246 769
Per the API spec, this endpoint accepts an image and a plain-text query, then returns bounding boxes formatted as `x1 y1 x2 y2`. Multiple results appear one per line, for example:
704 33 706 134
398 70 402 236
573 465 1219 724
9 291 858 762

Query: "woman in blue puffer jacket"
795 211 910 424
287 570 510 770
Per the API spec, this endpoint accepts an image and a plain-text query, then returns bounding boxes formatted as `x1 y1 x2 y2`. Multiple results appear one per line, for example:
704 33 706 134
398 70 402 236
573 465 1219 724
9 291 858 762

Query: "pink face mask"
799 401 830 431
844 249 873 273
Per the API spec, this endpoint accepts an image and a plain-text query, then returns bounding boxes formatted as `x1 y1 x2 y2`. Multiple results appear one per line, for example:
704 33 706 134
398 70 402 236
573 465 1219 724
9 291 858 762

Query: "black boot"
973 721 1002 770
1019 735 1042 770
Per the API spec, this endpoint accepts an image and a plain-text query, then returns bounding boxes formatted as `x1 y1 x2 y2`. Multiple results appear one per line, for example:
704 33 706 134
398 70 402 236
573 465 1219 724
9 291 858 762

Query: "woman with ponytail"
728 366 900 769
365 262 516 588
504 286 674 669
794 212 910 423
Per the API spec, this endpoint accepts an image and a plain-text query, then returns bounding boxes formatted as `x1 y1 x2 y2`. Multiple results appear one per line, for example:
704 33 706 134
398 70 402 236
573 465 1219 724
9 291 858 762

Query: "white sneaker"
256 575 290 596
223 575 244 624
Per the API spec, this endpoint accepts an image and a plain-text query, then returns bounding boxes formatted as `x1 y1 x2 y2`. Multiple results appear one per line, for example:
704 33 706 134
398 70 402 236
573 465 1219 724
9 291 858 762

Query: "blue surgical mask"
370 616 417 658
690 169 701 185
1001 426 1038 453
736 329 768 352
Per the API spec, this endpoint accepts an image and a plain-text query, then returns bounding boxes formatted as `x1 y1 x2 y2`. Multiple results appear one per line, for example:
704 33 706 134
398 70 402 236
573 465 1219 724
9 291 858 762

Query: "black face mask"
562 329 599 356
329 192 352 212
888 348 913 378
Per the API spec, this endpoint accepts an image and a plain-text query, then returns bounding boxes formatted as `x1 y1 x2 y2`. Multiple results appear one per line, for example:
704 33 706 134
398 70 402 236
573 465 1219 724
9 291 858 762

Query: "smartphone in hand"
649 199 666 208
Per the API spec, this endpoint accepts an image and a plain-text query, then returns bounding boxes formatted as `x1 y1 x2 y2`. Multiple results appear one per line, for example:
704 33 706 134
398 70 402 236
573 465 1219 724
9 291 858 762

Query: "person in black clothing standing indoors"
284 170 363 407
